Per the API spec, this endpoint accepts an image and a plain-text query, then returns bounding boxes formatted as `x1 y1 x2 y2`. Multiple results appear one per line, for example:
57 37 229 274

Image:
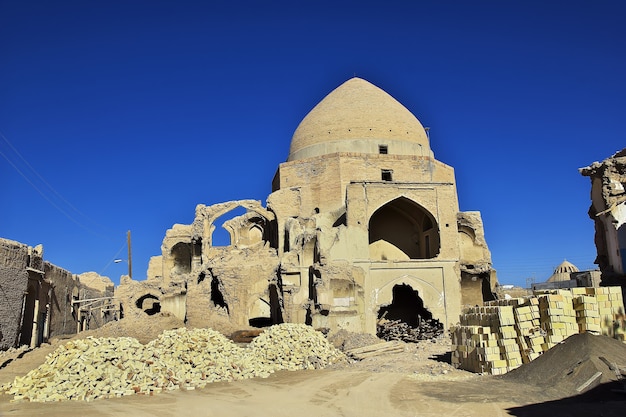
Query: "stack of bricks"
511 298 544 363
592 287 625 341
537 291 578 350
494 306 523 373
450 305 522 375
571 289 602 334
452 286 625 375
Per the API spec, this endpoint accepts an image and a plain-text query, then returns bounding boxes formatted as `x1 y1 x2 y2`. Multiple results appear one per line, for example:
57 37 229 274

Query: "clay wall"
44 262 79 337
1 238 114 350
0 239 30 350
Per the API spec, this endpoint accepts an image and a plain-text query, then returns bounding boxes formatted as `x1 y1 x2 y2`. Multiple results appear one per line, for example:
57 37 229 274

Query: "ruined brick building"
117 77 497 334
581 148 626 287
0 238 115 350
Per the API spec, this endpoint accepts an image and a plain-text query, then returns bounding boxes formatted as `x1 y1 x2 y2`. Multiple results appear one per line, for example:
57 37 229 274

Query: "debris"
344 341 405 360
377 318 444 343
1 324 345 402
576 371 603 393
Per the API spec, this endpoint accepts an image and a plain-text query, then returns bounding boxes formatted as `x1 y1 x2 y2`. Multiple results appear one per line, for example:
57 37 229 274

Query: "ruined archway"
248 284 283 328
377 283 443 341
368 197 440 260
212 206 247 246
202 200 276 248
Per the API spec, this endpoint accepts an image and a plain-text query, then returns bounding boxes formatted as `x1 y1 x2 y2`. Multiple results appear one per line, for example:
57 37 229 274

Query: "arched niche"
171 242 192 274
368 197 440 260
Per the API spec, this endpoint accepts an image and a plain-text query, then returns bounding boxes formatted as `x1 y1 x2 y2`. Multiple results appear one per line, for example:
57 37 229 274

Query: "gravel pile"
328 329 383 351
1 324 345 402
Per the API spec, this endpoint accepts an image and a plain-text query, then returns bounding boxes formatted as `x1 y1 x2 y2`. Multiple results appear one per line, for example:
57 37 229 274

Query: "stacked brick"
450 305 522 375
571 290 602 334
511 298 544 363
588 287 624 340
536 291 578 350
452 286 625 375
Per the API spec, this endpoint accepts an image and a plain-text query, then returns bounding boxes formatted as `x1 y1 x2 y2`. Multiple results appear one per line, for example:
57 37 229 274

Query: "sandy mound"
502 333 626 396
327 329 382 351
63 313 184 344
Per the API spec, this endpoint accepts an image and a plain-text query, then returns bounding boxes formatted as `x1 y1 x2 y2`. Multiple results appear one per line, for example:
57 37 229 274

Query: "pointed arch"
368 197 440 260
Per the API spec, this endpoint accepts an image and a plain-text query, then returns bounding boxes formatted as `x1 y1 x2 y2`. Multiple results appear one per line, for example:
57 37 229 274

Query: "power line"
0 131 117 241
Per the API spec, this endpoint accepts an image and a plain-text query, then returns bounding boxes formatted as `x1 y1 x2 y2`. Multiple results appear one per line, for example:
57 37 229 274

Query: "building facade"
118 78 497 334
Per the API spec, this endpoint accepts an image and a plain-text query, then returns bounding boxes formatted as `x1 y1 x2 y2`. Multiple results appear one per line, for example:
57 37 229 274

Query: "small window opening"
135 294 161 316
381 169 393 181
379 145 388 154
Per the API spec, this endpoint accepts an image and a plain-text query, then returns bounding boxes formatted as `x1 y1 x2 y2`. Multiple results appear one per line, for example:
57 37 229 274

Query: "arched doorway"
368 197 440 260
377 284 443 341
378 284 432 326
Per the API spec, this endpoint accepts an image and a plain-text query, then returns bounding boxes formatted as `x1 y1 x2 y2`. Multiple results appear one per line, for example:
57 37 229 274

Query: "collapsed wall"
580 148 626 286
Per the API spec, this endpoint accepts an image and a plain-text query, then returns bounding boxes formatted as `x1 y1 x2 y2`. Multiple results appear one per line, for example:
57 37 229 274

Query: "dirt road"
4 366 625 417
0 369 518 417
1 325 625 417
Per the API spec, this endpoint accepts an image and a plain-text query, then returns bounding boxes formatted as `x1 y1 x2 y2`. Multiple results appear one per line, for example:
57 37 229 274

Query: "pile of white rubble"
1 323 345 402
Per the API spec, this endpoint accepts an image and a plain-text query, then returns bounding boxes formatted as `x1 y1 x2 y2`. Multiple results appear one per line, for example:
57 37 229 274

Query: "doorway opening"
377 284 443 341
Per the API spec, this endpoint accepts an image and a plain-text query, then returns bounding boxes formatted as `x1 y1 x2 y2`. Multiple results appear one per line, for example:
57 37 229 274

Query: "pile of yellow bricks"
451 286 624 375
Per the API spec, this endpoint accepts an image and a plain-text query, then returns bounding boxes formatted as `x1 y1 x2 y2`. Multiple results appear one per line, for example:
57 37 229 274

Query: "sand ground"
1 323 625 417
2 367 625 417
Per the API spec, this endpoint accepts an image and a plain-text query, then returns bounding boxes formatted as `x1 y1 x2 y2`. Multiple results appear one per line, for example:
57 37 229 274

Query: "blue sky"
1 1 624 287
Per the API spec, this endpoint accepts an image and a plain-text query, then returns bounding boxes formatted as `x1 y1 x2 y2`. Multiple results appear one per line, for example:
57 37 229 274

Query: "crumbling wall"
196 247 280 329
0 239 30 350
580 148 626 284
116 200 281 334
457 211 497 305
45 263 111 337
1 238 114 350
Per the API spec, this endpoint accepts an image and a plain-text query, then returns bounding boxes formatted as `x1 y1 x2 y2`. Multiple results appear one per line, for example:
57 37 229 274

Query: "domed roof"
547 260 580 282
288 77 430 161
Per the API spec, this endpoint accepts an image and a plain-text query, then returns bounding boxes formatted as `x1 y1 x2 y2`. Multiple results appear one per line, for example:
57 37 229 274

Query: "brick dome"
288 78 431 161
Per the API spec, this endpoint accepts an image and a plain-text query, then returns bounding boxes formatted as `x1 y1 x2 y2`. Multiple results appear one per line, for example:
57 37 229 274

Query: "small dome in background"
547 260 579 282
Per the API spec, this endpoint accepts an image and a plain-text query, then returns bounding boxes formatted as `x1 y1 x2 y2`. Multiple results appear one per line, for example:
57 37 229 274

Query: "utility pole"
127 230 133 279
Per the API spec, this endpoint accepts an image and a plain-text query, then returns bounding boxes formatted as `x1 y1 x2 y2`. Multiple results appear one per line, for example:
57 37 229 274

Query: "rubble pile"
328 329 382 351
1 324 345 402
144 328 270 385
249 323 347 371
377 318 444 343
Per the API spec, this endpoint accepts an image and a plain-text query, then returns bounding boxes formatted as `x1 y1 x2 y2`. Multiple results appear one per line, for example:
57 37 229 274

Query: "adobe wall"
0 239 30 350
44 263 112 337
1 237 114 350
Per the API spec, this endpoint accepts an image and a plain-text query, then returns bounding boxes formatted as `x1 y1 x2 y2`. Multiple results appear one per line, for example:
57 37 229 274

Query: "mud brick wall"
0 240 30 350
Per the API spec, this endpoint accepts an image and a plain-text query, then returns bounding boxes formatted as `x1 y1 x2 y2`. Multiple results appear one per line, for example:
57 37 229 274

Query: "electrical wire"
0 131 117 241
